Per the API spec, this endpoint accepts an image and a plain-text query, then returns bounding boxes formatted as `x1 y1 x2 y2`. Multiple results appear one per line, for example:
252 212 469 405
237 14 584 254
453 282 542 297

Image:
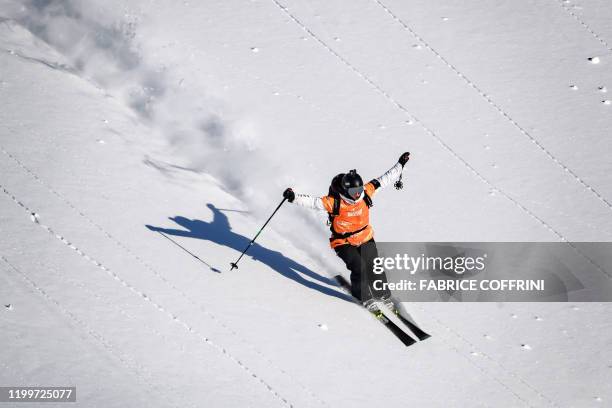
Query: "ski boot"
362 298 389 323
368 294 400 316
363 297 417 346
376 296 431 341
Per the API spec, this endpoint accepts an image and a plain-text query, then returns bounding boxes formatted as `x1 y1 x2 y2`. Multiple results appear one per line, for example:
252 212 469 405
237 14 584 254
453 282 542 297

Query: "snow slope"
1 0 612 406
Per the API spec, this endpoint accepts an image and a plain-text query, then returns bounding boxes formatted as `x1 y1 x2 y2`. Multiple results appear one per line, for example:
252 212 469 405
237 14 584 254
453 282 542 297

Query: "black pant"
334 239 391 302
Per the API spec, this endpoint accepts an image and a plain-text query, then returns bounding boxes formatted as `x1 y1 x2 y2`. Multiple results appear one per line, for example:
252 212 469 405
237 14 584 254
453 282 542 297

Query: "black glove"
398 152 410 166
283 188 295 203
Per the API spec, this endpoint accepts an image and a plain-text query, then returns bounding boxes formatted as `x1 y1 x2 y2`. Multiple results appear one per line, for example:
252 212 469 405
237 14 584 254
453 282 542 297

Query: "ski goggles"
347 185 364 199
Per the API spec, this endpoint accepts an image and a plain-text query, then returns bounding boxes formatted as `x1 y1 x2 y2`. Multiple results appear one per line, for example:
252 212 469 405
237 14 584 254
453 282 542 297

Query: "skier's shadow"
146 203 351 301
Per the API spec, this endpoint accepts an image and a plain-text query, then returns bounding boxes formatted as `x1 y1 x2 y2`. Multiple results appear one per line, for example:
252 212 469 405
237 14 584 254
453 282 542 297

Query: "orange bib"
322 183 377 248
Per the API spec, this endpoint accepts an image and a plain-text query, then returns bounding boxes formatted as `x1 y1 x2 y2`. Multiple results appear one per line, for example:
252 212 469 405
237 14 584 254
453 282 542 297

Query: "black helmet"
342 169 364 199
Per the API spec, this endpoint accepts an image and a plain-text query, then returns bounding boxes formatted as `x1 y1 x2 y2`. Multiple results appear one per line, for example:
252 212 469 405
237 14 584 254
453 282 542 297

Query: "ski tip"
404 338 417 346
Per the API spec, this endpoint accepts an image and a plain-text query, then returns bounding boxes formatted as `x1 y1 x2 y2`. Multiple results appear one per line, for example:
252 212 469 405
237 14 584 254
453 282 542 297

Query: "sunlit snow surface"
1 0 612 407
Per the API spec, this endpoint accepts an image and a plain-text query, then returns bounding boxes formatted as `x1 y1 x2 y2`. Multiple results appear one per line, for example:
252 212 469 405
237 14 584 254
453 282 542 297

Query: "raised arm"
371 152 410 190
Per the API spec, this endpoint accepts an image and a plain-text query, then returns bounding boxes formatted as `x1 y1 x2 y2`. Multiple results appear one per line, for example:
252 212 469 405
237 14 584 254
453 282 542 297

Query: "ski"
366 301 417 346
334 274 431 343
378 300 431 342
394 310 431 341
334 275 417 346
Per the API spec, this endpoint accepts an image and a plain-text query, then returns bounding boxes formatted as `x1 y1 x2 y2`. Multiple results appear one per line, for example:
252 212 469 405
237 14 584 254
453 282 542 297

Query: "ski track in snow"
555 0 612 52
3 3 611 406
267 0 564 242
31 258 191 365
424 321 535 407
223 48 385 139
372 0 612 213
0 183 294 408
419 305 560 408
0 146 329 407
1 47 77 76
267 0 612 283
0 255 170 407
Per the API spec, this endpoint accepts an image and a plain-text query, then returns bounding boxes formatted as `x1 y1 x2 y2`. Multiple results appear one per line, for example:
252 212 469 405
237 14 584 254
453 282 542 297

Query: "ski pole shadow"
146 203 352 302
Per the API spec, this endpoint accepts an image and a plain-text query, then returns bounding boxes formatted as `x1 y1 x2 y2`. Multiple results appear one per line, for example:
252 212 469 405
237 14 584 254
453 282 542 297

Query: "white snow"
1 0 612 407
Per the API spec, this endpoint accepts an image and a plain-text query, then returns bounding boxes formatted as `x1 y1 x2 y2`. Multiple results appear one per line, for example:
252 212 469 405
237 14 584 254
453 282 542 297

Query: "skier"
282 152 411 304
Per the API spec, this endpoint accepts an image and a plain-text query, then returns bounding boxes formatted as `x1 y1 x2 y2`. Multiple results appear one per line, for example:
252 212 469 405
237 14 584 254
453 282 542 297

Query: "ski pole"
230 197 287 270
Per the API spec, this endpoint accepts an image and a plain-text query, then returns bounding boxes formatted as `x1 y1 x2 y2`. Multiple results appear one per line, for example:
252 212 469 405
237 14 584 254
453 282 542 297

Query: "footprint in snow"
521 344 532 350
602 100 611 105
4 304 13 311
569 84 578 90
250 47 259 53
318 323 328 331
598 86 607 93
588 57 600 64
